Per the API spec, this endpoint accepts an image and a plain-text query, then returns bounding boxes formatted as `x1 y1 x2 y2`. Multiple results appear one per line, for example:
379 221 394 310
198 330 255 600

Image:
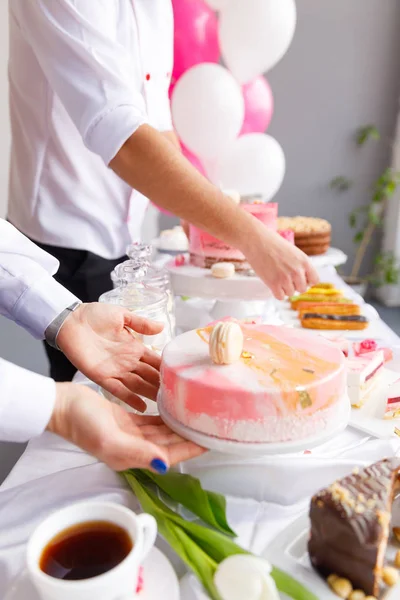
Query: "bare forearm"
161 130 181 151
110 124 259 254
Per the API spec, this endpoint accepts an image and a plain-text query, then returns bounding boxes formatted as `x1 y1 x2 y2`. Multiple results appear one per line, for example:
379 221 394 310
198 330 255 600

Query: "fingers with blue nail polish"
151 458 168 474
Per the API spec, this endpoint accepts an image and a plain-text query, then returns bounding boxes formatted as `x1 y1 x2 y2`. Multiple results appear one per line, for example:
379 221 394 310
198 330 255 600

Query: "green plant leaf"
124 473 221 600
330 176 352 192
353 231 364 244
356 125 380 146
348 211 357 228
272 567 319 600
133 469 236 536
368 209 382 226
123 472 319 600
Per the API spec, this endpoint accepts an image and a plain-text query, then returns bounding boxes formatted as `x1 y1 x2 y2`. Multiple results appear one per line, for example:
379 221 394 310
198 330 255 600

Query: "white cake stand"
310 247 347 269
167 261 277 321
158 395 350 457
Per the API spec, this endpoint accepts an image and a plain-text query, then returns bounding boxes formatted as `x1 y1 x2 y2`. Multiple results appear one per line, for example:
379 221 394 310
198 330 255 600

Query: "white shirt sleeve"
0 221 79 340
11 0 149 165
0 359 56 442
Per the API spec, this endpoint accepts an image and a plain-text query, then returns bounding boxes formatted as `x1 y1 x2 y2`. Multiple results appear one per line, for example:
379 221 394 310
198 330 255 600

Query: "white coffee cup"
27 501 157 600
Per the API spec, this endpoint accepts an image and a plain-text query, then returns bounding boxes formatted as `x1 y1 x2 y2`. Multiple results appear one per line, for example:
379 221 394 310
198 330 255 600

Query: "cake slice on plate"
384 378 400 419
353 339 393 363
346 350 385 408
308 458 400 597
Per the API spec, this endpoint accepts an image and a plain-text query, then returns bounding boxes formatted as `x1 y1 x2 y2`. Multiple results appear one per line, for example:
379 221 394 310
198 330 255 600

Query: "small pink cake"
160 322 346 443
353 339 393 363
346 350 385 408
385 378 400 419
189 203 278 271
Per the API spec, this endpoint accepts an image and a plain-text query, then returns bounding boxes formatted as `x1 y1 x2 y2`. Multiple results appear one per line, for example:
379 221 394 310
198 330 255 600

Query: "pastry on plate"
298 303 360 318
353 339 393 363
301 314 369 331
292 298 352 312
309 458 400 597
384 378 400 419
346 350 385 408
290 293 344 309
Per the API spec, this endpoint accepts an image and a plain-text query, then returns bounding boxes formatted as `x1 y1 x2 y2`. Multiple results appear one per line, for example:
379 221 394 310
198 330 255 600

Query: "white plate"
4 547 179 600
159 396 350 457
349 368 400 439
262 501 400 600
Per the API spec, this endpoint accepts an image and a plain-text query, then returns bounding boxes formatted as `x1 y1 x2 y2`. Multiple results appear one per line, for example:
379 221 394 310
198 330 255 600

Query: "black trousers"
33 240 126 382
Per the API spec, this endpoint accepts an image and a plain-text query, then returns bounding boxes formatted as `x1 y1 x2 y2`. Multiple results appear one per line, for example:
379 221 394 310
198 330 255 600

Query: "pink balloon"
241 76 274 135
171 0 220 85
181 144 207 177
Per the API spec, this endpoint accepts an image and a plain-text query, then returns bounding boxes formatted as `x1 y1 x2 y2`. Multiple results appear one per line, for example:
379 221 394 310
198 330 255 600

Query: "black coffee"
40 520 133 580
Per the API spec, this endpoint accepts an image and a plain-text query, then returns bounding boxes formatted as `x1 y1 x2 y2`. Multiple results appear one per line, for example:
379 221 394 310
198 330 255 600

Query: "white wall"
0 1 10 218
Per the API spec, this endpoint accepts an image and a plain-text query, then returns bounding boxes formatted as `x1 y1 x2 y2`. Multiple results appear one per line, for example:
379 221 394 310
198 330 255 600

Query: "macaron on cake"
159 320 347 444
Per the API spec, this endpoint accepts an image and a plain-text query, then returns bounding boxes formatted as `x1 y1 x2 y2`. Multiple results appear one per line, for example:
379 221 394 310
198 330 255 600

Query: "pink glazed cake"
160 322 347 443
189 203 278 271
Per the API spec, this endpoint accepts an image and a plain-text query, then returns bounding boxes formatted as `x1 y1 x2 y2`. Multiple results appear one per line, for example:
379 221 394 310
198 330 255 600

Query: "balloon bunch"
169 0 296 201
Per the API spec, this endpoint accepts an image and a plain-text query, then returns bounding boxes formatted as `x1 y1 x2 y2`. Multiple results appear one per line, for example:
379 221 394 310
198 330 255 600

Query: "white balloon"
219 0 297 83
171 63 244 160
204 0 229 10
212 134 286 200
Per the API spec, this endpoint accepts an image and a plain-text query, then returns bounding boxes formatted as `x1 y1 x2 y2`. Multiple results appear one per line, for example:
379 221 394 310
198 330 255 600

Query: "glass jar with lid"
126 242 175 333
99 261 173 414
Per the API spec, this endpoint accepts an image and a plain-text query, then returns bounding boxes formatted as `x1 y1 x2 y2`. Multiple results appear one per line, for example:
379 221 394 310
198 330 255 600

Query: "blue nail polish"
151 458 168 474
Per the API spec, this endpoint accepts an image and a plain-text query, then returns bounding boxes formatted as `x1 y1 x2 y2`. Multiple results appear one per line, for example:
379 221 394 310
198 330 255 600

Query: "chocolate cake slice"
308 458 400 597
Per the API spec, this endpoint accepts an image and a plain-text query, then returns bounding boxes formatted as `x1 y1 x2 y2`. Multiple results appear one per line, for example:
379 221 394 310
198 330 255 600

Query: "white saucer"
159 396 350 457
4 547 179 600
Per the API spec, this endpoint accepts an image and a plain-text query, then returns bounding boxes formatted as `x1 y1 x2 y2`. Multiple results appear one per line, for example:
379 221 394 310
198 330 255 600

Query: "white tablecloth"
1 267 399 597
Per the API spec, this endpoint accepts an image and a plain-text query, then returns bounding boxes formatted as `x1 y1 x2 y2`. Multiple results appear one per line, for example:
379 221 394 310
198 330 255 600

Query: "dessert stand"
167 261 278 321
166 248 348 322
158 392 351 457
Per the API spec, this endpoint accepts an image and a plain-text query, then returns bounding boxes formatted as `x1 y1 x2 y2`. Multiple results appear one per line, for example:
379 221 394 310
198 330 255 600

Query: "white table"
1 267 399 598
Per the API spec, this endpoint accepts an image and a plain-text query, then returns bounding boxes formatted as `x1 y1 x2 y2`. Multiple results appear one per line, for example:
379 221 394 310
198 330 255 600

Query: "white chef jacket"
8 0 174 259
0 220 79 442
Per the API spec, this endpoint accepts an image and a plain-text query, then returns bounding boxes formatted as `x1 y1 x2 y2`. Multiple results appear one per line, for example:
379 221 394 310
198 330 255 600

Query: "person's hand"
57 304 163 412
181 219 190 239
243 224 319 300
48 383 206 471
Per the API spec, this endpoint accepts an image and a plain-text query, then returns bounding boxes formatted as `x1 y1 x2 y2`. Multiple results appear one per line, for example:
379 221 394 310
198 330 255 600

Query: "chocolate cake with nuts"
308 458 400 597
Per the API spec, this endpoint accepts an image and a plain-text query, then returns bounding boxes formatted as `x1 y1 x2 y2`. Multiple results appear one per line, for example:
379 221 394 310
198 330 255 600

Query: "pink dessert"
160 322 346 443
189 203 278 270
353 339 393 363
346 350 385 408
385 378 400 419
278 229 295 244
